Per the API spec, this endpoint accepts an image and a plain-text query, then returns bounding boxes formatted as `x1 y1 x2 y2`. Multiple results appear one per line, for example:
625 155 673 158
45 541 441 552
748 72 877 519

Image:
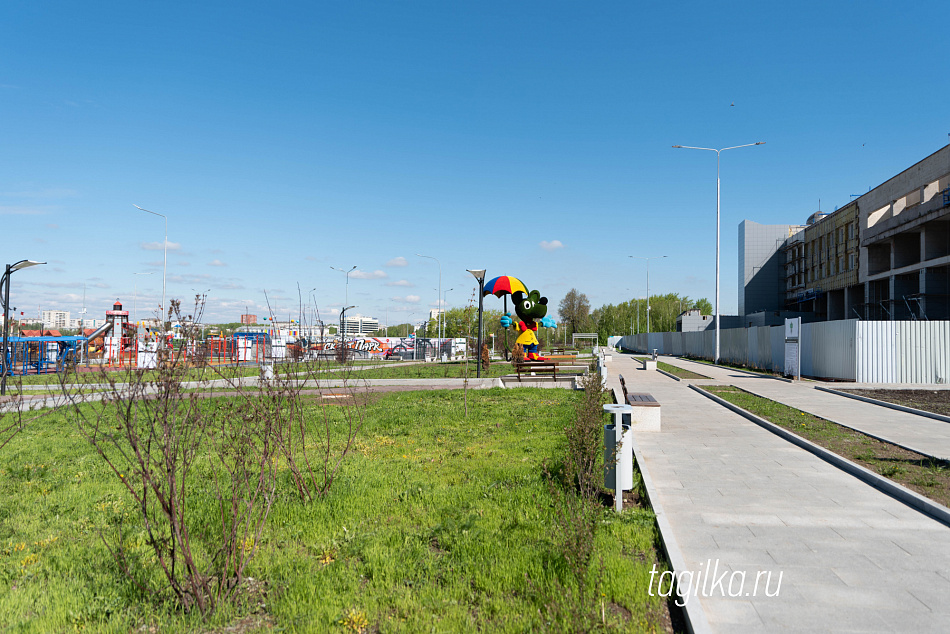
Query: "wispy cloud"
0 205 48 215
386 257 408 267
392 295 420 304
141 239 182 251
540 240 564 251
1 188 78 198
208 259 226 267
386 279 413 287
351 269 387 280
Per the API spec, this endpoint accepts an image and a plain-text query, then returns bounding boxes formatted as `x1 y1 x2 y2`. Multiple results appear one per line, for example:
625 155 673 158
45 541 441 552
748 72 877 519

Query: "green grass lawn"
633 358 708 380
0 388 671 632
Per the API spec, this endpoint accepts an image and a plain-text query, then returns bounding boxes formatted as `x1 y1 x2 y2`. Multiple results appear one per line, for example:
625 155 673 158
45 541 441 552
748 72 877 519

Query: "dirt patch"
839 389 950 417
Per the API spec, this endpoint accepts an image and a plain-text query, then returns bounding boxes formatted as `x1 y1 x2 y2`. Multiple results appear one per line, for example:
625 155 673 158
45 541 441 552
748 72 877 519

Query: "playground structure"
2 303 468 379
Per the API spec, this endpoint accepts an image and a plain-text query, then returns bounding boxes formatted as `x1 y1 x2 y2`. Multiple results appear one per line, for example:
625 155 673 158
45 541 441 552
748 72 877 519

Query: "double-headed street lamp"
416 254 441 341
467 269 486 378
672 142 765 363
2 260 45 396
133 205 167 322
629 255 666 336
133 272 154 325
330 265 357 307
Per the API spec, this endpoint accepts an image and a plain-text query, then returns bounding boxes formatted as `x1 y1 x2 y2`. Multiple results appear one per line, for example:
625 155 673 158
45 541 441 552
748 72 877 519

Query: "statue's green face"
512 290 548 321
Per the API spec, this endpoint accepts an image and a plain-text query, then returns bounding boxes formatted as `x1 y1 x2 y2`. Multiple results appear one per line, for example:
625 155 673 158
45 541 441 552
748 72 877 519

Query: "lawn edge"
611 387 712 634
815 386 950 425
688 384 950 529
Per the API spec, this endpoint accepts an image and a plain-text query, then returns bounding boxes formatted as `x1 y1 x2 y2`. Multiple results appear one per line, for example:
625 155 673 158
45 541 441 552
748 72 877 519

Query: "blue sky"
2 1 948 327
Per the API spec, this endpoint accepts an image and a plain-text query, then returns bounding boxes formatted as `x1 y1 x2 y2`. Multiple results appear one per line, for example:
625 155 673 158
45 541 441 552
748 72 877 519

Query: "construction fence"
619 319 950 384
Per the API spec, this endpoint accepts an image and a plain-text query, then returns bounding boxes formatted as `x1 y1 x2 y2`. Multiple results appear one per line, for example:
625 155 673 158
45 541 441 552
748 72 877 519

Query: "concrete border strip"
611 387 712 634
734 387 948 461
656 367 682 382
689 384 950 528
815 385 950 425
662 355 792 382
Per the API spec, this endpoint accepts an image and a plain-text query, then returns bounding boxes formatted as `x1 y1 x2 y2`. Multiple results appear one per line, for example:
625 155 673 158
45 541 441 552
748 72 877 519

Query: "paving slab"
659 356 950 461
605 352 950 633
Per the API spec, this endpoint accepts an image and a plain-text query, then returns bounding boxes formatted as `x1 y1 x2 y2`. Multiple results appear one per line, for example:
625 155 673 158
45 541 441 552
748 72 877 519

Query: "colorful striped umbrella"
482 275 527 362
483 275 528 298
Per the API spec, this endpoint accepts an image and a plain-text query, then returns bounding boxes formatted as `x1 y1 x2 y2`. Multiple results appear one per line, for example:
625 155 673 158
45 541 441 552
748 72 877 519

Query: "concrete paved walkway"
660 356 950 461
606 352 950 633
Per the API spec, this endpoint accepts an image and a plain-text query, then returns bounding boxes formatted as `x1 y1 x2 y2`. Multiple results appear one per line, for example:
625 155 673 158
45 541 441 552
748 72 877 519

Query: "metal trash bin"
603 404 634 494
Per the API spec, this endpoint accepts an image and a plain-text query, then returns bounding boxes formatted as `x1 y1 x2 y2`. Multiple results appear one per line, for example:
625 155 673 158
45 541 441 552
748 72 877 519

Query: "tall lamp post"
133 205 167 323
467 269 486 378
629 255 666 337
340 305 356 359
673 142 765 363
437 287 453 350
416 254 441 342
133 272 154 326
330 265 357 307
2 260 45 396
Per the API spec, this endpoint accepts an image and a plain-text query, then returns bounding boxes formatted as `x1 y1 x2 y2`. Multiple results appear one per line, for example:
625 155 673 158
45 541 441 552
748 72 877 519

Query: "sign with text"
784 317 801 379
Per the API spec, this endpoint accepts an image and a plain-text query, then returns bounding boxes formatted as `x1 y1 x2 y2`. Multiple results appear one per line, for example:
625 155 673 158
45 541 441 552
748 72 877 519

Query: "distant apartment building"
240 314 258 324
341 314 379 336
41 310 70 330
742 143 950 322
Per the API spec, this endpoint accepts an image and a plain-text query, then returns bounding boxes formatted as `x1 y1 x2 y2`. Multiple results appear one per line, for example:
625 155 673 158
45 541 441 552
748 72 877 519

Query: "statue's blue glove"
540 316 557 328
500 313 513 329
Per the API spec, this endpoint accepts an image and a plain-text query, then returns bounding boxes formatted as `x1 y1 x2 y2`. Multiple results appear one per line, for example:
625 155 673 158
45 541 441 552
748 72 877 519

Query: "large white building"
41 310 70 330
341 314 379 336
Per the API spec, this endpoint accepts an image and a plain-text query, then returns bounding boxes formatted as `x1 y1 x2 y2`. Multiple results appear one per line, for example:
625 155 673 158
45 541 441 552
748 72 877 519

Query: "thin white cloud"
540 240 564 251
208 259 226 267
141 239 182 251
0 206 47 215
386 279 413 287
386 257 408 267
392 295 421 304
1 188 78 198
351 269 388 280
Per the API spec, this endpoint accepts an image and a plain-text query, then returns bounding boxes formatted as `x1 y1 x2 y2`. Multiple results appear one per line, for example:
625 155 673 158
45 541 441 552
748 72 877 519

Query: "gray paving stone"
605 352 950 632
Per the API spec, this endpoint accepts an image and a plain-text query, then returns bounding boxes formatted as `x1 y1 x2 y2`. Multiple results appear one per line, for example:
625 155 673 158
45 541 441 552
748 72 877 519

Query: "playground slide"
85 321 113 341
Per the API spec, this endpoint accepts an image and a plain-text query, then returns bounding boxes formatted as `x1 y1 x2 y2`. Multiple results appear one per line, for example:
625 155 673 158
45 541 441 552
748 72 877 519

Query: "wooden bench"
513 360 559 381
546 354 577 363
617 374 661 431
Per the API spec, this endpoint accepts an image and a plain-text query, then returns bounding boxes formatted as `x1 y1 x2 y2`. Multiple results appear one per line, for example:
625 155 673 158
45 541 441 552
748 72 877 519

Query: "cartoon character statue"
500 289 557 361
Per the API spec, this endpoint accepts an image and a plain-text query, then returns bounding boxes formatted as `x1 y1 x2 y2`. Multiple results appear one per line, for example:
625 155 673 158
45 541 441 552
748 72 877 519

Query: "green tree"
558 289 590 334
694 298 713 315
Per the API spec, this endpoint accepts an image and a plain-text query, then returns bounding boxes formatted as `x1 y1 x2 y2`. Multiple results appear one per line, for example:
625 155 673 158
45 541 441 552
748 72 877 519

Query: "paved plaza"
606 352 950 633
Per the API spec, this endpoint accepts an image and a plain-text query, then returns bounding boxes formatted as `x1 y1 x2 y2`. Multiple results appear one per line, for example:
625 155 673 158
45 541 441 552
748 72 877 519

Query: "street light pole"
1 260 45 396
467 269 486 378
133 205 167 323
629 255 666 337
330 265 357 308
133 272 154 326
416 254 441 342
673 142 765 363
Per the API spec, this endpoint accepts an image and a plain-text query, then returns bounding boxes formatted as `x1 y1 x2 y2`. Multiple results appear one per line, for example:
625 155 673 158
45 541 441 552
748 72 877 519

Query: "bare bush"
62 298 279 614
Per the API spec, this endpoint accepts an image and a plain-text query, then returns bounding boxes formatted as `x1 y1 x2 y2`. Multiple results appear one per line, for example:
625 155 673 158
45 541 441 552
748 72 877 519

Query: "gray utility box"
603 404 634 492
